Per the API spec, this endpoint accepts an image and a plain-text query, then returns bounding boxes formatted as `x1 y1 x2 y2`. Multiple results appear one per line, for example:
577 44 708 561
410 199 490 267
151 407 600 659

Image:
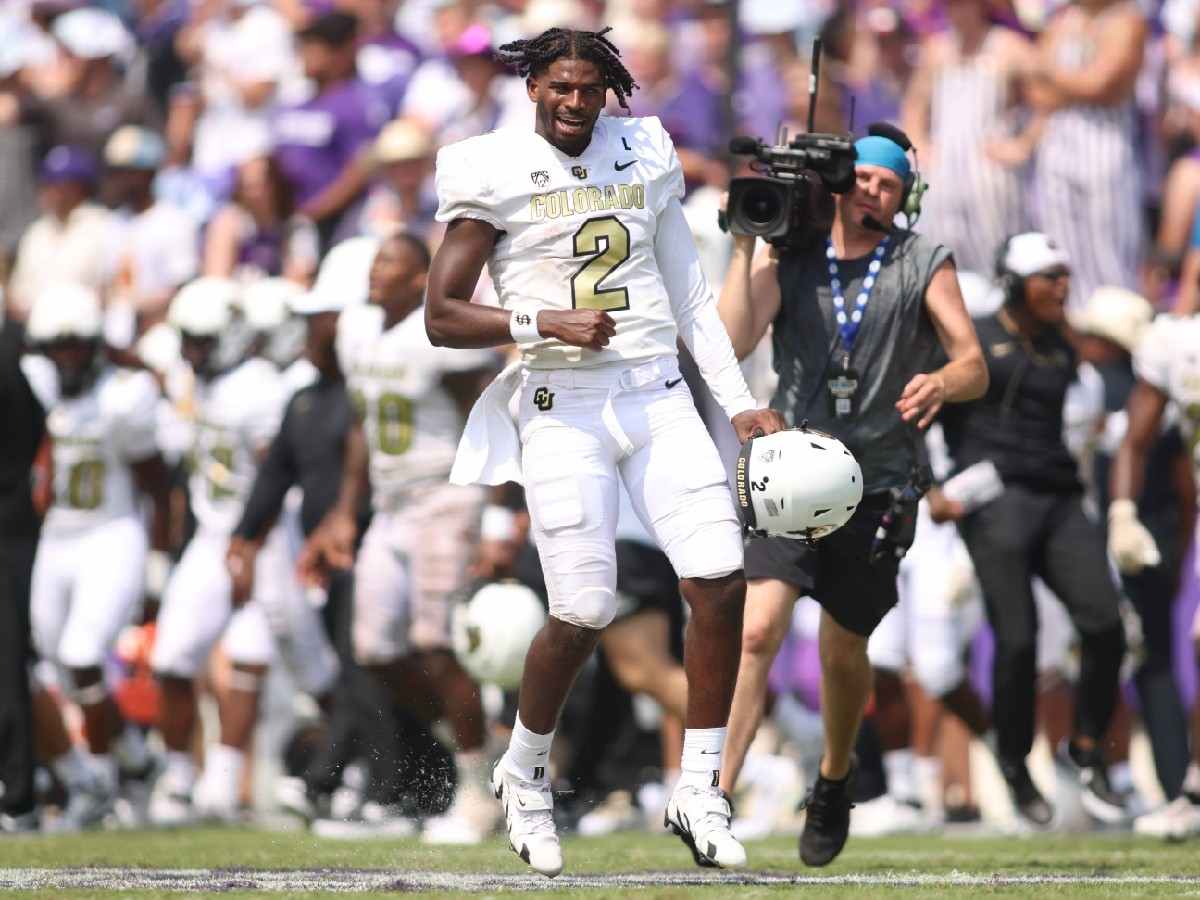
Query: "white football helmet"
168 277 238 336
452 581 546 689
734 427 864 541
239 277 302 333
27 283 102 342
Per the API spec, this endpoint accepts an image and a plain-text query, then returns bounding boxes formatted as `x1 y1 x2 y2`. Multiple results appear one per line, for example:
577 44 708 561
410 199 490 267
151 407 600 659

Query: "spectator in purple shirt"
272 10 387 249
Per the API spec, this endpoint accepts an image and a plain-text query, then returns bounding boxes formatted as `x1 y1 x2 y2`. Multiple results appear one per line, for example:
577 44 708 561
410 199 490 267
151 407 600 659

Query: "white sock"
501 714 554 782
51 746 93 791
1183 762 1200 797
203 744 245 810
164 751 196 793
883 748 915 803
912 755 943 815
1109 761 1133 795
114 726 150 771
678 727 725 790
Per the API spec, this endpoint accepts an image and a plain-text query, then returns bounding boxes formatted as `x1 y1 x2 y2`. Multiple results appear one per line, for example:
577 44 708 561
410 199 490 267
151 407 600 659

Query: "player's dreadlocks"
496 27 639 111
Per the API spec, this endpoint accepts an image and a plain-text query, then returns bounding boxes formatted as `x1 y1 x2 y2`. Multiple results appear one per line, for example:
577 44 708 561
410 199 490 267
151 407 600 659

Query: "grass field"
2 828 1200 898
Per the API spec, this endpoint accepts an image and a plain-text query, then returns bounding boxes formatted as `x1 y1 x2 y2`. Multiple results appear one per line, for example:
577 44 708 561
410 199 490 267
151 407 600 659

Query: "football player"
301 231 502 843
1111 311 1200 838
22 283 169 828
149 277 287 824
422 26 784 876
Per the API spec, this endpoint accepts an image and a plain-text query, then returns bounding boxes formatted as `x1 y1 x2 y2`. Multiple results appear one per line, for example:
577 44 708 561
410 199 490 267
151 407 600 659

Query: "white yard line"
2 869 1200 892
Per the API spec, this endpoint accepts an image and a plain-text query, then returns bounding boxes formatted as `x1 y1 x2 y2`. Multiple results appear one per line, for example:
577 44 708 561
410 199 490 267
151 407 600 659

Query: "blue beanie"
854 135 911 181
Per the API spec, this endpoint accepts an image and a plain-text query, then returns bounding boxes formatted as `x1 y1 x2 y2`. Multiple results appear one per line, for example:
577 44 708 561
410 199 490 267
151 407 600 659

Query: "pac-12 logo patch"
571 165 588 180
533 387 555 411
530 170 549 187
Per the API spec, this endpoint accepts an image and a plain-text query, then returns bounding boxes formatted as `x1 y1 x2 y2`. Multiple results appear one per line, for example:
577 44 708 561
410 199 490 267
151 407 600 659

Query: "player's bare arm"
1111 378 1168 503
717 228 781 362
426 218 616 351
898 261 988 428
297 416 368 584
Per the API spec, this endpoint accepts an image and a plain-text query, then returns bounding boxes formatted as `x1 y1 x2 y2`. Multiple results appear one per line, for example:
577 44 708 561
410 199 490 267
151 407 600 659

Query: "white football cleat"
492 764 562 878
665 782 747 869
148 781 195 828
51 773 116 832
1134 796 1200 841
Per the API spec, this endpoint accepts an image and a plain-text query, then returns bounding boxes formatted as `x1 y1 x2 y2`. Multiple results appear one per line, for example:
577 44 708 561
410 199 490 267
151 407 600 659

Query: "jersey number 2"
571 216 631 312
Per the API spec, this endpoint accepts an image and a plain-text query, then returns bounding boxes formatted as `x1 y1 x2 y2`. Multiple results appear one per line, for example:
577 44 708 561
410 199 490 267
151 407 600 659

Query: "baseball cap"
104 125 166 170
1001 232 1070 277
1068 287 1154 353
40 145 97 185
52 7 133 61
297 10 358 45
374 119 434 164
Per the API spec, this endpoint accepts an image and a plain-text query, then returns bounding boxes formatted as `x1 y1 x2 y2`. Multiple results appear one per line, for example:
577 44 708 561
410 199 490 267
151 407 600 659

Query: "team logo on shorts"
571 165 588 180
533 387 555 411
530 170 550 187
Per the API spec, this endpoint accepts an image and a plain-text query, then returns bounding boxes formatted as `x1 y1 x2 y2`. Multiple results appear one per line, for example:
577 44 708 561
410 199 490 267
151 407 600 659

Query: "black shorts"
743 493 902 637
614 539 682 623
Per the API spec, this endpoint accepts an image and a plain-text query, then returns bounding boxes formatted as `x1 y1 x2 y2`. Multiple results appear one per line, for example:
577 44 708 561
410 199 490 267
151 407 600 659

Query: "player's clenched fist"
537 309 617 351
731 408 787 443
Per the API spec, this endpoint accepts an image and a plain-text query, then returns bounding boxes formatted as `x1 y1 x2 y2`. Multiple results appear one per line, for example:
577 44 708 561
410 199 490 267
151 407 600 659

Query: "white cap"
168 277 239 336
312 236 379 309
1068 286 1155 354
1002 232 1070 278
52 7 134 61
27 283 102 342
374 118 434 164
239 277 302 331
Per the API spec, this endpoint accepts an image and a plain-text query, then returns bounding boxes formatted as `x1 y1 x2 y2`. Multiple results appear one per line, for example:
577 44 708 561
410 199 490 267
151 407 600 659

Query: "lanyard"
826 237 889 356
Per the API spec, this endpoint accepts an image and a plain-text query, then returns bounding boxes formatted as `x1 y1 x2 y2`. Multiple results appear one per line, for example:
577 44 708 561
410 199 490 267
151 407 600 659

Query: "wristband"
481 504 518 541
509 309 542 346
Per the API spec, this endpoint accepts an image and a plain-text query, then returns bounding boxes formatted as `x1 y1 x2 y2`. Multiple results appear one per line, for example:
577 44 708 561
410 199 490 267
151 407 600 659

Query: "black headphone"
865 122 928 224
994 233 1024 307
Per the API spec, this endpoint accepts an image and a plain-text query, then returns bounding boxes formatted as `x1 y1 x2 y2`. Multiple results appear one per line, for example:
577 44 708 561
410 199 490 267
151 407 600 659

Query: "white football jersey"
21 359 160 536
435 115 686 369
1135 314 1200 477
180 358 287 534
338 304 497 509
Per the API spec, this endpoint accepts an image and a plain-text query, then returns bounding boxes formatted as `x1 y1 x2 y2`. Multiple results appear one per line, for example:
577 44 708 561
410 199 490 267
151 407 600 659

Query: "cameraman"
717 132 987 866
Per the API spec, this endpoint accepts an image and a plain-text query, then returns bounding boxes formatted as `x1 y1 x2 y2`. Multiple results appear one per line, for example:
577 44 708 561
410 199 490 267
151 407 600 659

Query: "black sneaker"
799 760 856 867
1065 740 1127 824
1001 761 1053 826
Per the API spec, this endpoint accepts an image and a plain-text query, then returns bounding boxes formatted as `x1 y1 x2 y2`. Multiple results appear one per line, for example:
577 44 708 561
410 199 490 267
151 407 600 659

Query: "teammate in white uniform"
301 232 500 843
1111 312 1200 837
421 27 784 876
22 284 169 829
149 278 287 823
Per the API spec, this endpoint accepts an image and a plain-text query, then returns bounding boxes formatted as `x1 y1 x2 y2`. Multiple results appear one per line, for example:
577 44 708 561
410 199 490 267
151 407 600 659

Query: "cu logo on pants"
533 387 555 411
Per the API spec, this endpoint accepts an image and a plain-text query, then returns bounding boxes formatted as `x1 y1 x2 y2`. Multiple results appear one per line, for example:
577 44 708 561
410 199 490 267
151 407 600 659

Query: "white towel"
450 360 525 486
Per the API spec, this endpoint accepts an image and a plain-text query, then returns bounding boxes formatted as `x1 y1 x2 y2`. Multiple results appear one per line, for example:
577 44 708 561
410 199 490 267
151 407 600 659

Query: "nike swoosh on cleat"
615 160 637 171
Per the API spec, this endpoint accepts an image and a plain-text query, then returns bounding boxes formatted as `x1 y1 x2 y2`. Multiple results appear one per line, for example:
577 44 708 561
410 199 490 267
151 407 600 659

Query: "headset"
866 121 928 224
993 233 1024 307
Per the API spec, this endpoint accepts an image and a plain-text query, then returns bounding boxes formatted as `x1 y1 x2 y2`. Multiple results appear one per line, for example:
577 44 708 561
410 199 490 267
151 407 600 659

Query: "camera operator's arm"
717 233 781 361
898 261 988 429
657 199 785 440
